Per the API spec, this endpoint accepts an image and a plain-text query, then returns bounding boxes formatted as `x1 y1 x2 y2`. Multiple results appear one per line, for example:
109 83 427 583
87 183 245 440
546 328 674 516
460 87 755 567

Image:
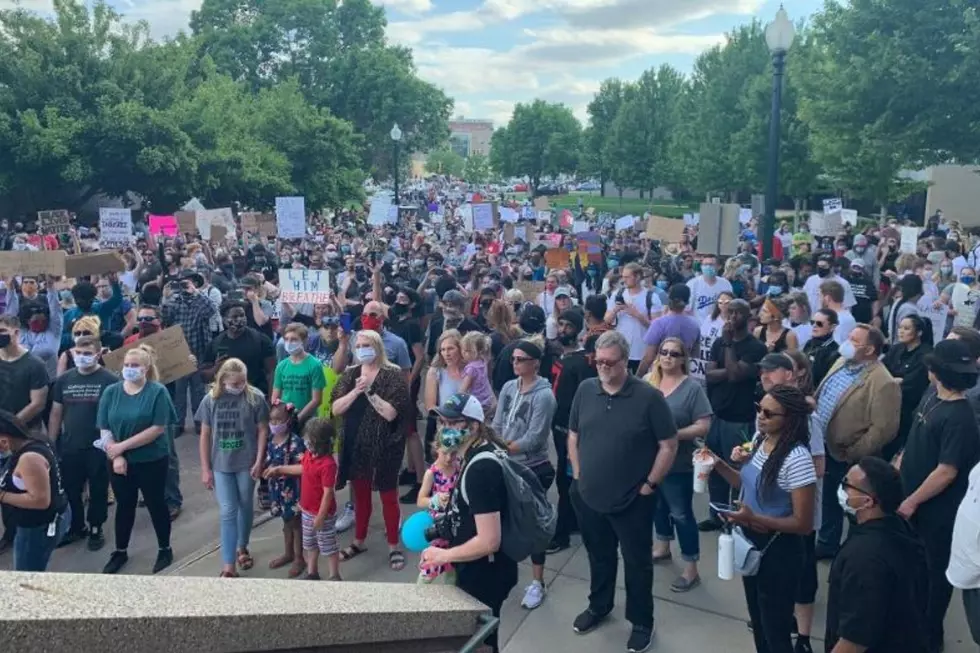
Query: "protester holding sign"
4 275 63 380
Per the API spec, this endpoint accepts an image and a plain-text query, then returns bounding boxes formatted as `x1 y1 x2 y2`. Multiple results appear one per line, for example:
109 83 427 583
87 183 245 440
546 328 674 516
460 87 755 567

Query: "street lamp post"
762 6 795 260
390 123 402 207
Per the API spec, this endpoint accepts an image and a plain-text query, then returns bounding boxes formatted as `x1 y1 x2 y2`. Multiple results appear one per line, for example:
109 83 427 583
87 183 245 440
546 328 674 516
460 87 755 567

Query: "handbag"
731 526 779 577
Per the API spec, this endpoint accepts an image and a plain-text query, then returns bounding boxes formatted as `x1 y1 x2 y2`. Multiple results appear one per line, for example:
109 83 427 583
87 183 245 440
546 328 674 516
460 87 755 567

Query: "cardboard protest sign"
544 248 569 270
0 251 67 277
278 268 331 304
37 210 71 236
900 226 920 254
210 225 228 243
471 203 497 231
196 208 234 241
102 326 196 385
533 197 551 211
644 216 685 243
503 223 515 243
840 209 858 226
751 194 766 219
175 211 196 235
823 198 843 214
516 281 545 301
65 252 126 278
697 203 740 256
809 211 841 237
98 208 133 247
148 215 178 237
276 196 306 239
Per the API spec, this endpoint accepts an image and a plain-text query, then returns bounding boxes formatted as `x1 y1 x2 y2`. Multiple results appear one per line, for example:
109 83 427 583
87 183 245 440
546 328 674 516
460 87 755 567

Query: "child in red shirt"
266 417 339 580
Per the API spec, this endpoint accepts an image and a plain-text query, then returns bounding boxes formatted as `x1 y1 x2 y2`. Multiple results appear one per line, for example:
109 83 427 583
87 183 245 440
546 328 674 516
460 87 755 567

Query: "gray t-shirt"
661 376 713 475
195 390 270 473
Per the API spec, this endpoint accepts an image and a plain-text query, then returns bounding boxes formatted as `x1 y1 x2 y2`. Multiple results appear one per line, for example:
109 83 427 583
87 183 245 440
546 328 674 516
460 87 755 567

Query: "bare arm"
366 392 398 422
647 437 678 487
443 512 502 563
117 425 166 451
416 469 436 509
331 385 361 416
676 416 711 441
47 402 64 442
297 390 322 423
0 453 51 510
903 464 958 511
569 430 580 479
424 367 439 412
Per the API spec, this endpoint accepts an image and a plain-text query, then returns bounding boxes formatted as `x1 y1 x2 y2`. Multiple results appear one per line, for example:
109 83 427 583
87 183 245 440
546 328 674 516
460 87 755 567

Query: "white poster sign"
276 196 306 239
738 208 753 224
573 220 590 234
900 226 920 254
536 210 552 223
823 198 843 214
840 209 858 226
514 226 527 242
809 211 842 237
683 213 699 226
499 207 519 223
278 268 331 305
197 207 235 241
615 215 635 232
98 208 133 247
472 203 495 231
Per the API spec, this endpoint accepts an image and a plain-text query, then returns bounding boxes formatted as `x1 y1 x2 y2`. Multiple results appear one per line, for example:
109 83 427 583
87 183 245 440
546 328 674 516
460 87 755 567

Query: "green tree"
426 147 465 178
492 100 581 191
584 79 625 196
463 152 491 184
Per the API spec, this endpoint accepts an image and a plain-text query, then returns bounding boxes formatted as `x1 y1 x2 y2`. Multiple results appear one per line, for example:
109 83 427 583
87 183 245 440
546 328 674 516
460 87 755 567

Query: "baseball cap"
554 286 573 299
926 339 979 374
430 393 485 422
850 258 865 269
758 353 794 372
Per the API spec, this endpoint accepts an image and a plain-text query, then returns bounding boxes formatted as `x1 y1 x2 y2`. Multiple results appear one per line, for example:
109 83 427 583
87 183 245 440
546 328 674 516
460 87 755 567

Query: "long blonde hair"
124 343 159 382
645 337 689 389
432 329 463 369
210 357 262 405
355 329 399 370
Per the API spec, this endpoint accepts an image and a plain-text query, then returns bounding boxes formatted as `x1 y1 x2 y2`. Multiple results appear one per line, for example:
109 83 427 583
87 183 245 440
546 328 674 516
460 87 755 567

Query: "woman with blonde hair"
196 358 270 577
96 344 178 575
425 329 466 447
56 315 104 376
331 329 410 569
644 337 712 592
486 299 523 360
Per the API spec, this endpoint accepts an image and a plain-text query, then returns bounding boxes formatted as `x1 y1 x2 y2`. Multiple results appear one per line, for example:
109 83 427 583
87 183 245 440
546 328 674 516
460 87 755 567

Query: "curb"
166 511 277 576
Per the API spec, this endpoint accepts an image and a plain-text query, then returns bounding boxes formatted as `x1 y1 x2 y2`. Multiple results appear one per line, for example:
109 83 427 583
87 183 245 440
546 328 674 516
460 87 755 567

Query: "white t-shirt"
686 275 733 323
606 288 663 361
803 273 856 315
537 291 556 318
690 316 724 382
948 462 980 589
833 309 857 346
953 255 969 279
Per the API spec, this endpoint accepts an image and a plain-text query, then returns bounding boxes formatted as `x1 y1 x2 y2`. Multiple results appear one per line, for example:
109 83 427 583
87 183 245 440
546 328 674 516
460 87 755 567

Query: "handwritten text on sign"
278 269 331 305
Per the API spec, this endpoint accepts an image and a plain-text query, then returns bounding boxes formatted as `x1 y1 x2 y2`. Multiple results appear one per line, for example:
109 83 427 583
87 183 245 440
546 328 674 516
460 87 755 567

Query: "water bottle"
718 530 734 581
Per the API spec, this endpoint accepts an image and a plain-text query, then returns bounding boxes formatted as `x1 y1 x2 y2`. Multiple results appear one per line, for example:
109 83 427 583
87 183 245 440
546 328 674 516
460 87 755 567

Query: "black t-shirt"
244 304 275 340
569 376 677 513
389 317 423 367
825 516 930 653
847 274 878 324
449 442 518 608
52 367 119 453
203 328 276 395
426 316 482 359
0 353 50 428
900 395 980 519
707 335 768 423
551 349 596 428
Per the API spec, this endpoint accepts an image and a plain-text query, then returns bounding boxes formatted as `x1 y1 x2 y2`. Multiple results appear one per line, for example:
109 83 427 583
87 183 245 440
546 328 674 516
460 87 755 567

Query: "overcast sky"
4 0 822 126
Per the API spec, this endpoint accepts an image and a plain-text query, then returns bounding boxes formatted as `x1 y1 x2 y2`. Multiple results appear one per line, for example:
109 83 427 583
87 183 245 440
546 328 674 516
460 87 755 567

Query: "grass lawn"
506 192 697 218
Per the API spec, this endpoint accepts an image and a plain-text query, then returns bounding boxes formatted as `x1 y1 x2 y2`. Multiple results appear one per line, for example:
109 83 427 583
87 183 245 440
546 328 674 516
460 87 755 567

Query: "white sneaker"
521 580 545 610
336 502 355 533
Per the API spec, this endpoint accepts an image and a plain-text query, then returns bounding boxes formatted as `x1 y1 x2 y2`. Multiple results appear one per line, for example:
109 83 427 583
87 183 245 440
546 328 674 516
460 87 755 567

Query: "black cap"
926 339 979 374
758 353 794 372
178 269 204 288
558 309 584 334
519 304 546 334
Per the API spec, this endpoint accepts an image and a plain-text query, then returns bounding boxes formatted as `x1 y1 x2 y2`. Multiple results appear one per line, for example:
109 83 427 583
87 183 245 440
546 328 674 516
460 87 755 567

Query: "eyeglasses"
810 320 826 327
841 480 872 497
659 350 683 359
595 358 622 368
755 403 785 419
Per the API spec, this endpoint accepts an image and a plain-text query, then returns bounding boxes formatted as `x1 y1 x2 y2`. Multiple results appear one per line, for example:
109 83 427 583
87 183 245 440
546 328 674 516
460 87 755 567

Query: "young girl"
266 418 340 581
459 331 495 418
415 431 462 584
262 403 305 577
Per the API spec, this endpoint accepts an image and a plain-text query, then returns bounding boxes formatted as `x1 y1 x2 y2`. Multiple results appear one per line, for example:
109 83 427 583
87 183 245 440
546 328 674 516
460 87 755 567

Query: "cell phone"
339 313 352 333
709 502 739 515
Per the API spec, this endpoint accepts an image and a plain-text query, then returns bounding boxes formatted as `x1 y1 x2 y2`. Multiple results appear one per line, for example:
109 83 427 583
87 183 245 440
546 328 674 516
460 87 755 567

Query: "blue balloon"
401 510 435 552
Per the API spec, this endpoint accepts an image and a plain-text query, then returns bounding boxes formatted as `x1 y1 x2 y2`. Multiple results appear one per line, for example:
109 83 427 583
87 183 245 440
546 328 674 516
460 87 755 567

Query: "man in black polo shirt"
568 330 678 653
826 457 929 653
201 301 276 395
701 298 767 531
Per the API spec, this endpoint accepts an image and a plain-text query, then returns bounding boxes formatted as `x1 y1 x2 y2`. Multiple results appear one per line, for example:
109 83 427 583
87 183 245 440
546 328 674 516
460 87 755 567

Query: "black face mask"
390 303 409 317
0 333 10 348
559 333 577 346
817 268 831 278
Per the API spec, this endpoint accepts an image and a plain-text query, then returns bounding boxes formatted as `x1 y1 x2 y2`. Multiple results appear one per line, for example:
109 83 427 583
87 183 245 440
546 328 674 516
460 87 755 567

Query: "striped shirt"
749 444 818 492
814 362 866 441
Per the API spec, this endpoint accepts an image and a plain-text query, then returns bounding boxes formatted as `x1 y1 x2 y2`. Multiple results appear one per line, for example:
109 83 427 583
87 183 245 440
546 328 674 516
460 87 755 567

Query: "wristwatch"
644 479 658 491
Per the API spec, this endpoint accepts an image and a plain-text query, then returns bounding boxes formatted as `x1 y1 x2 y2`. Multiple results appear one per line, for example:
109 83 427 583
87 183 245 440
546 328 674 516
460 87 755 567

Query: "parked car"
534 184 565 197
577 181 600 191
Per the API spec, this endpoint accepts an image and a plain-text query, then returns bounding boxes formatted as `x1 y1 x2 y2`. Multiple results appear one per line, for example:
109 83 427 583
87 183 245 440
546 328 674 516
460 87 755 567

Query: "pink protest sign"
148 214 178 237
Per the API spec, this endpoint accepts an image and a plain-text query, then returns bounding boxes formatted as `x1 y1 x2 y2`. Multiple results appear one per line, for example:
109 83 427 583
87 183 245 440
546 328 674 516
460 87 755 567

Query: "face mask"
0 333 11 348
962 276 976 285
72 353 97 369
701 265 715 277
559 333 577 346
838 340 857 361
836 485 870 516
390 303 408 317
224 385 245 395
356 346 377 363
854 246 865 254
655 279 669 290
226 316 246 330
122 367 144 382
28 316 47 333
284 341 303 355
269 422 288 435
443 308 463 323
361 314 384 332
941 266 953 275
439 427 467 450
767 286 783 297
817 267 830 278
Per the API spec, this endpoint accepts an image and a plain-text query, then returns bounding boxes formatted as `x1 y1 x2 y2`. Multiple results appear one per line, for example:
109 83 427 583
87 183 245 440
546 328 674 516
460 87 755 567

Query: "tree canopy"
490 100 581 191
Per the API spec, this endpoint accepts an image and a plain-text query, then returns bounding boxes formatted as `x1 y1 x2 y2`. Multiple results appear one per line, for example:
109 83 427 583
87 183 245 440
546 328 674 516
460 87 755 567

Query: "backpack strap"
460 449 506 505
646 290 654 317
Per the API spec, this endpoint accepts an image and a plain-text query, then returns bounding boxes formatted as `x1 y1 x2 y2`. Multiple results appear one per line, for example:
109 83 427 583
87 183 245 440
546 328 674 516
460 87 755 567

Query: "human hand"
105 441 126 460
898 497 918 520
313 515 325 531
250 461 263 481
639 482 655 496
112 456 128 476
202 469 214 490
725 503 755 528
731 443 752 464
354 376 370 395
420 546 452 567
262 466 281 479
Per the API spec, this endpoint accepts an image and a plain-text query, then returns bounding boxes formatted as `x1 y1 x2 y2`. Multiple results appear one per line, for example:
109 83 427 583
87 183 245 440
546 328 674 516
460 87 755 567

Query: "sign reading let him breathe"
278 269 331 305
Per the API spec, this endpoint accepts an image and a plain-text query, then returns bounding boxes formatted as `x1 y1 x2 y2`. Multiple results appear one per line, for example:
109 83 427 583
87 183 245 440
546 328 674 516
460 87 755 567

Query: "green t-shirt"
274 353 326 409
96 381 177 464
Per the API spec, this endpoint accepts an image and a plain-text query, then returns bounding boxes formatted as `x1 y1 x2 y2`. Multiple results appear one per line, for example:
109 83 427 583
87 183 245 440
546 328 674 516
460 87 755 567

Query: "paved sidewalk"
174 488 976 653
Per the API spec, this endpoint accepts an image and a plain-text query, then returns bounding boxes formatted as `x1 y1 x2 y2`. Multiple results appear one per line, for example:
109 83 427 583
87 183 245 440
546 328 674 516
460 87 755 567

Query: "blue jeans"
816 455 849 556
213 470 256 566
165 428 182 510
13 507 71 571
653 472 700 562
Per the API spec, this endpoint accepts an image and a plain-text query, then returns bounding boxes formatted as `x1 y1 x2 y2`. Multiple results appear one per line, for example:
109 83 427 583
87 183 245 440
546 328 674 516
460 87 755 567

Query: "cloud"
560 0 764 29
371 0 433 14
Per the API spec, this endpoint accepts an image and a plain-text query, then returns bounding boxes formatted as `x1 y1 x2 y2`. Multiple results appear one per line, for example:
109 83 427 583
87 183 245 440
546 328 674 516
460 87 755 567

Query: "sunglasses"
595 358 622 368
810 320 826 327
136 316 158 323
755 403 785 419
73 330 93 337
659 349 683 359
320 317 340 326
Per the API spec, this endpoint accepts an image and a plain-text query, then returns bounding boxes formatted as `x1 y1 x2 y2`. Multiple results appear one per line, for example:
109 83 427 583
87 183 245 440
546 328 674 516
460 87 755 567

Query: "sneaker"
399 484 421 505
103 550 129 574
521 580 545 610
627 624 654 653
546 539 570 555
57 528 89 548
336 502 355 533
697 517 723 532
573 608 607 635
168 506 182 522
794 636 814 653
670 575 701 593
87 527 106 552
153 547 174 574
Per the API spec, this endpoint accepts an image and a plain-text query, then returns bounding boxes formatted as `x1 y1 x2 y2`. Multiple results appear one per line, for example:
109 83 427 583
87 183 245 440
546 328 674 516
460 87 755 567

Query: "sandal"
388 550 406 571
268 554 294 570
219 570 239 578
287 561 306 578
237 549 255 571
339 544 367 562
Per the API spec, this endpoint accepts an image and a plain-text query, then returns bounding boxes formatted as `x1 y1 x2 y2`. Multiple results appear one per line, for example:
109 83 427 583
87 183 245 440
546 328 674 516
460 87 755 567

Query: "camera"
424 515 453 543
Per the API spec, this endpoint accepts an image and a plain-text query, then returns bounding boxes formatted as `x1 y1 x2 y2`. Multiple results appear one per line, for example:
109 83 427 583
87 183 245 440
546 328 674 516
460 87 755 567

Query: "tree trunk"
793 197 802 231
599 171 606 198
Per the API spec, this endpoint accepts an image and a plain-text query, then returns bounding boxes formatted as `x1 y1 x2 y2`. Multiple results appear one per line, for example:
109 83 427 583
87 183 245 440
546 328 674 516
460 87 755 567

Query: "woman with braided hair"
707 384 817 653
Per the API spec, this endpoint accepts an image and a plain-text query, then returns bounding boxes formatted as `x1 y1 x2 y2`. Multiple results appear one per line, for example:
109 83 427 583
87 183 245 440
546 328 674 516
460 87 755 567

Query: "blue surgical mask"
962 276 976 285
122 367 144 382
656 279 669 290
284 341 303 354
767 286 783 297
702 265 716 277
72 353 96 369
355 346 376 363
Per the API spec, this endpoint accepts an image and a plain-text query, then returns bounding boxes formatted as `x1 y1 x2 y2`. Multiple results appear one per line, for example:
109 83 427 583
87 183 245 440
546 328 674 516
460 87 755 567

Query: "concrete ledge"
0 572 490 653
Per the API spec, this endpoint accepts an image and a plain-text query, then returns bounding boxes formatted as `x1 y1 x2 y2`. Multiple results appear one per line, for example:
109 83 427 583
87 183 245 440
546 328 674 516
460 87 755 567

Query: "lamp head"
765 6 795 53
390 123 403 142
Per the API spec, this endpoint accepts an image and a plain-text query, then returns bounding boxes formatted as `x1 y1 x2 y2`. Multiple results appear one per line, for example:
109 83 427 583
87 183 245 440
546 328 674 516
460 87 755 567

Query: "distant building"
602 182 674 201
919 164 980 227
448 117 494 158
